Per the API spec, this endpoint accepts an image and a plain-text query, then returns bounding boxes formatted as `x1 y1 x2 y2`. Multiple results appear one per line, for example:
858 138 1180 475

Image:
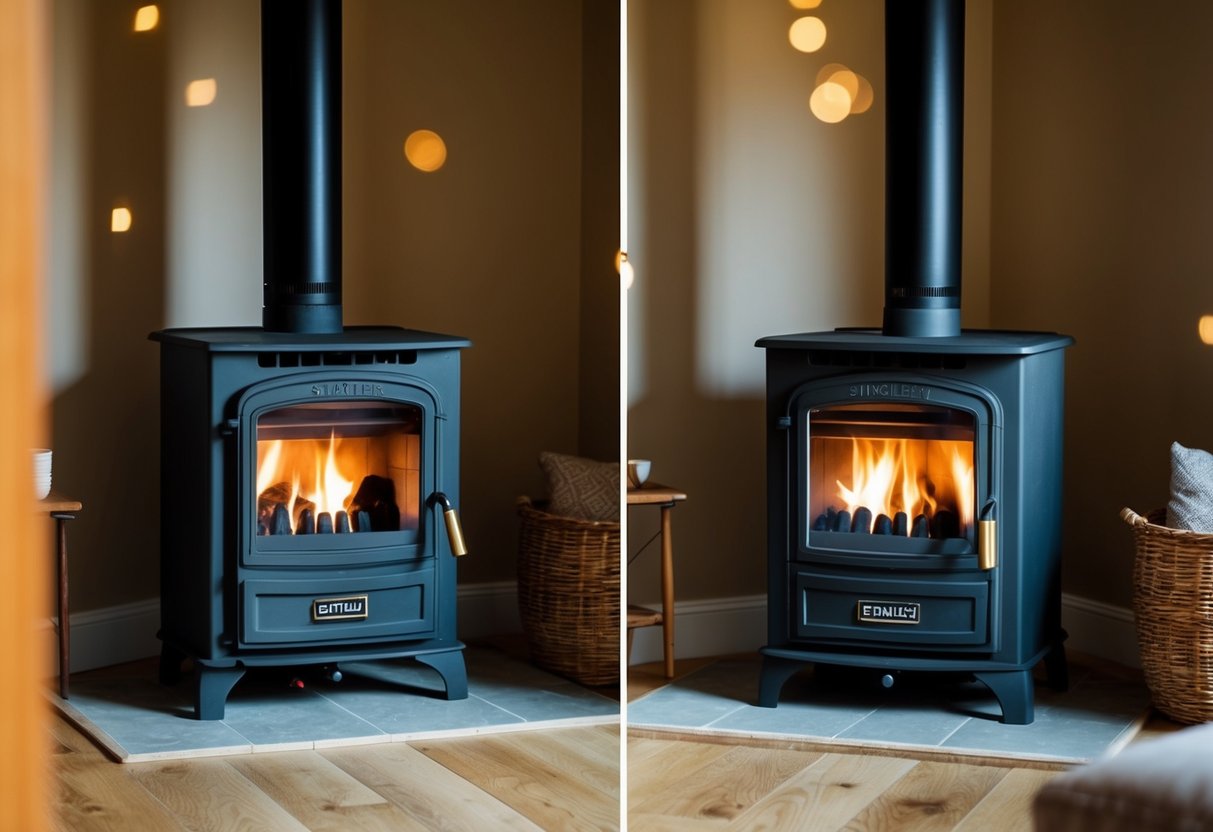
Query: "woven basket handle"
1120 507 1147 527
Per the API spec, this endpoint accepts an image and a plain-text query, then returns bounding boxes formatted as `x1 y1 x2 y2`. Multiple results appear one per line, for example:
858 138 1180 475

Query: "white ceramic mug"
627 458 651 488
32 448 52 500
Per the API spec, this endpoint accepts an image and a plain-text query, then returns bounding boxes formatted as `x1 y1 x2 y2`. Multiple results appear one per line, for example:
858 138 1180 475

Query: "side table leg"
51 513 74 700
660 504 676 679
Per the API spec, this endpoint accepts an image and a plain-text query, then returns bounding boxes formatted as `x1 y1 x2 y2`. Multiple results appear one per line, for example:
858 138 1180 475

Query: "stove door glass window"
807 403 975 546
255 402 421 536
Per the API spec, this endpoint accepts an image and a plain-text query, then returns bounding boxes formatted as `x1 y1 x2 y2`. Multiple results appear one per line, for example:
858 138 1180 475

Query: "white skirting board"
43 584 1139 676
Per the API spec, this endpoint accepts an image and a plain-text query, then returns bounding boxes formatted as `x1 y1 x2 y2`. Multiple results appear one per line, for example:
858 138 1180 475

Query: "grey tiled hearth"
52 645 618 762
629 657 1149 765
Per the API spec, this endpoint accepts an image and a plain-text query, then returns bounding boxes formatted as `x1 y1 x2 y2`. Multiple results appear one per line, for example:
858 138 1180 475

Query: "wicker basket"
516 497 620 686
1122 507 1213 723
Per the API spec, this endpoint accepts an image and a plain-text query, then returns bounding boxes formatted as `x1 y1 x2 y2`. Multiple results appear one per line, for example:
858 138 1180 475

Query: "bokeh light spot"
789 17 827 53
403 130 448 172
851 74 875 114
810 81 852 123
185 78 217 107
134 5 159 32
111 207 132 233
1199 315 1213 344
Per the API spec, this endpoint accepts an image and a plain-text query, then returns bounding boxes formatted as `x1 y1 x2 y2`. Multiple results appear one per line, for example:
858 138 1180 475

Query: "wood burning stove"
757 0 1072 724
757 331 1071 724
151 0 470 719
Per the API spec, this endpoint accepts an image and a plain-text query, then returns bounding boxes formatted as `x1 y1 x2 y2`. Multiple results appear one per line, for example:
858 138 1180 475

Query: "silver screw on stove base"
881 674 896 688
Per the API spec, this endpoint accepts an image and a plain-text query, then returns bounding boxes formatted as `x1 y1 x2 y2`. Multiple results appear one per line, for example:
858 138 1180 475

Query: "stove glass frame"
790 375 1001 571
237 375 442 569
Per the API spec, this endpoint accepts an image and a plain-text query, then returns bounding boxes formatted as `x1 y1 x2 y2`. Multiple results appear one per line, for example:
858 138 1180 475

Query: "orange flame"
256 432 356 532
835 438 973 534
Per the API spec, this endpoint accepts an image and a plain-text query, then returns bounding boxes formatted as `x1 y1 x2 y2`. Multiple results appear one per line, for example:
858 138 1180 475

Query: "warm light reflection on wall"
134 5 160 32
620 259 635 290
1199 315 1213 344
789 0 823 8
111 207 133 233
185 78 218 107
403 130 447 172
789 16 827 53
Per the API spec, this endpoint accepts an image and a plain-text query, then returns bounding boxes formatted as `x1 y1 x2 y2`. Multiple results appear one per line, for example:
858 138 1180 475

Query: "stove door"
790 375 1001 572
235 373 447 569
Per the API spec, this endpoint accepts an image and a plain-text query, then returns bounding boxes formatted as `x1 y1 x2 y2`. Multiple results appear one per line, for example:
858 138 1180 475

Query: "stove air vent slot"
807 351 967 371
257 350 419 368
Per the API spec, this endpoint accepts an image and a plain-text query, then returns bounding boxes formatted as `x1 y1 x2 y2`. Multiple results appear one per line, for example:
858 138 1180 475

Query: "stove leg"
758 654 806 707
194 665 245 720
1044 641 1070 692
416 650 468 700
974 669 1034 725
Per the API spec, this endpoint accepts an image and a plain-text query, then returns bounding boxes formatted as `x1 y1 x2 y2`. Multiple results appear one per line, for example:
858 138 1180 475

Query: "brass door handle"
430 493 468 557
978 499 997 571
978 519 997 571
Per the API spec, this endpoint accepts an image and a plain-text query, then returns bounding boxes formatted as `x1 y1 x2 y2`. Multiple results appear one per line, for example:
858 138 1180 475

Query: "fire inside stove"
807 403 975 542
255 401 421 536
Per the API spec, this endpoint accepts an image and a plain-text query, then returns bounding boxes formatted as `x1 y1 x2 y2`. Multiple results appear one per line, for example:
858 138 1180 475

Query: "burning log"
813 513 830 531
852 507 872 534
893 511 908 536
258 482 314 524
835 510 851 533
932 509 959 539
317 512 334 534
336 511 350 534
355 510 371 532
911 514 929 538
271 504 292 536
297 508 314 534
350 475 400 532
874 514 893 535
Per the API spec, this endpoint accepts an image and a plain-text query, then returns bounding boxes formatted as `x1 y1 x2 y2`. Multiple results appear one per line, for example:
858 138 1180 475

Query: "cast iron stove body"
756 330 1071 723
151 0 470 719
756 0 1072 723
152 328 469 719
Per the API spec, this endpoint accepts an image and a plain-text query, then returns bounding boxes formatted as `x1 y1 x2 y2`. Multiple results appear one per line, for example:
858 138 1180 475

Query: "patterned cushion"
539 452 620 523
1167 442 1213 532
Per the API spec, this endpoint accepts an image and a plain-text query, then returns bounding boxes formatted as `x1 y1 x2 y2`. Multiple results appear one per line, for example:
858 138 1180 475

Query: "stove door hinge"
219 418 239 437
776 416 792 429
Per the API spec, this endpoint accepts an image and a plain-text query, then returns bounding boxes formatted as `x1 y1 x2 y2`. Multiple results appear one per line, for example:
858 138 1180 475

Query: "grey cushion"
1167 442 1213 532
538 452 620 523
1033 722 1213 832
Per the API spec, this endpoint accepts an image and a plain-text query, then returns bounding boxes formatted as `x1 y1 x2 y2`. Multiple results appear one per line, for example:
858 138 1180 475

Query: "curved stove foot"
974 668 1034 725
417 649 468 700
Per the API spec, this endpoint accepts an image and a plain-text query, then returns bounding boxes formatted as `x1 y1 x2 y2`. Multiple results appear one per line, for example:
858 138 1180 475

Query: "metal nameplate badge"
856 600 921 625
312 595 369 622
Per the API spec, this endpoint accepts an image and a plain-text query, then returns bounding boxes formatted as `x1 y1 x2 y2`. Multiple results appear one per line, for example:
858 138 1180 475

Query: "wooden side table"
39 493 81 700
626 483 686 679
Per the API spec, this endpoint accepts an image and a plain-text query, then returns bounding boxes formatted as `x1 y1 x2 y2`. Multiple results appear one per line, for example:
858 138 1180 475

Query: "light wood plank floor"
50 638 621 832
626 654 1183 832
51 714 619 832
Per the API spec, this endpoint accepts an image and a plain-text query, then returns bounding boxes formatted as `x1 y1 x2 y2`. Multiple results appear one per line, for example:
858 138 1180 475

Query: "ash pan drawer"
795 570 990 647
241 570 434 645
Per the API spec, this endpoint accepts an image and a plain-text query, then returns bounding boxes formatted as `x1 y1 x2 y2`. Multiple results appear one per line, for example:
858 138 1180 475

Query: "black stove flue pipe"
261 0 343 334
882 0 964 338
